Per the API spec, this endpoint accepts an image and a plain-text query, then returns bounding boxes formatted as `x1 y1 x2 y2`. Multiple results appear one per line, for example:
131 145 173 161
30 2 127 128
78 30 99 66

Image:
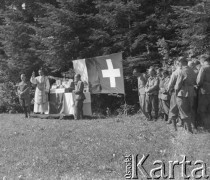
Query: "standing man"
159 70 170 121
157 68 164 118
145 68 159 121
17 74 31 118
73 74 86 120
189 60 201 128
167 59 181 131
133 68 148 118
175 57 196 133
30 68 50 114
197 55 210 128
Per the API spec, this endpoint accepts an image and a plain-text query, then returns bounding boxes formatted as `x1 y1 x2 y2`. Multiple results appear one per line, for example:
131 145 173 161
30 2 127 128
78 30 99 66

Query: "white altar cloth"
63 93 92 116
50 89 92 116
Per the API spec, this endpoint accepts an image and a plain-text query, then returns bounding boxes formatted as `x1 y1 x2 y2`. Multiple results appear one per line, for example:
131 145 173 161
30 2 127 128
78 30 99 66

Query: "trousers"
145 94 158 118
74 100 84 120
176 96 195 133
139 94 147 117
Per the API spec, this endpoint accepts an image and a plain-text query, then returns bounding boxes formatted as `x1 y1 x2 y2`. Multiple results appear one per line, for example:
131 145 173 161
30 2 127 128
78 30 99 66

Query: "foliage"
0 82 22 113
0 0 209 112
116 104 138 116
172 1 210 57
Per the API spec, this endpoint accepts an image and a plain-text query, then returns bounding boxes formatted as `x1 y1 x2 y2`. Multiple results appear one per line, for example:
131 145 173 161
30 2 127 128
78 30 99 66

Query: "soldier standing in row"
159 70 170 121
196 55 210 128
145 68 159 121
167 60 181 131
175 57 197 133
157 68 164 118
133 68 148 118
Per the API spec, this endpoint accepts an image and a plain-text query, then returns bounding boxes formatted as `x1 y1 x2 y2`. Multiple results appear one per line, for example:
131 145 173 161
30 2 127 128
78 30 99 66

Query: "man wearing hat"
175 57 197 133
73 74 86 120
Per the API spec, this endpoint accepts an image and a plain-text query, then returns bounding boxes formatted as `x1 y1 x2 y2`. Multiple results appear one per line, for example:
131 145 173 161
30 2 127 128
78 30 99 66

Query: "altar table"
49 89 92 116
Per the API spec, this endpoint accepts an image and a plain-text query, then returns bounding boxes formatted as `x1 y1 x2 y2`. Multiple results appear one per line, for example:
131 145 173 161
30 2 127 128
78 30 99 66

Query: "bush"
116 104 139 116
0 82 22 113
91 94 124 115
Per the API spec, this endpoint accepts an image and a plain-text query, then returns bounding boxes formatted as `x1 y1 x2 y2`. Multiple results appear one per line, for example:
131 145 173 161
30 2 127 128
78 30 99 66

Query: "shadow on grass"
30 113 111 121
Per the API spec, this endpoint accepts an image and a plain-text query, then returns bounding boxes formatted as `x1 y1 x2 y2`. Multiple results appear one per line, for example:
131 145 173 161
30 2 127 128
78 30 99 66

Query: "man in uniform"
157 68 164 118
196 55 210 128
145 68 159 121
17 74 31 118
159 70 170 121
73 74 86 120
167 59 181 131
175 57 196 133
133 68 148 118
189 60 201 128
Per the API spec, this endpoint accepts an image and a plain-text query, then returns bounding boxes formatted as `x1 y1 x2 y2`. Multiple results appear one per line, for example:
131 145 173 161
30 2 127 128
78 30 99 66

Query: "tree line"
0 0 209 113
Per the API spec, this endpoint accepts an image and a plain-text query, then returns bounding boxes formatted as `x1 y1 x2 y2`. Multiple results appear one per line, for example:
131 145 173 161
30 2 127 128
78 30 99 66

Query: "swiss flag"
73 52 125 94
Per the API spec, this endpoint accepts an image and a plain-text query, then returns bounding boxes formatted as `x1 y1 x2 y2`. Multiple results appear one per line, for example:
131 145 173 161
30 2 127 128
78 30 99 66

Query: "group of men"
133 55 210 133
17 68 85 120
17 55 210 131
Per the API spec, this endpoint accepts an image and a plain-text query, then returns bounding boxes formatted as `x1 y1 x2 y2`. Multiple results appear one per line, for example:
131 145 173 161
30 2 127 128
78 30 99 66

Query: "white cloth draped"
31 76 50 114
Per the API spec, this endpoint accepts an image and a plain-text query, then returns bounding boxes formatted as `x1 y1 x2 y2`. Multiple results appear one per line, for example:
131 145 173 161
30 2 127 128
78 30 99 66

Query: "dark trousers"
145 95 158 118
19 98 30 118
74 100 84 120
168 92 179 130
176 96 194 133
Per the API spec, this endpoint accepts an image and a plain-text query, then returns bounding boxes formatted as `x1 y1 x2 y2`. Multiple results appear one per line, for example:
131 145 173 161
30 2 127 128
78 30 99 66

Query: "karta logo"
124 154 209 179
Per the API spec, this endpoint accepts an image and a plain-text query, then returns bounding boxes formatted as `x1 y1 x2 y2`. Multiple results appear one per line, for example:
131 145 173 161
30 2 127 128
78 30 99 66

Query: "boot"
177 118 184 127
172 119 177 131
163 114 168 121
147 113 152 121
24 107 28 118
154 112 158 121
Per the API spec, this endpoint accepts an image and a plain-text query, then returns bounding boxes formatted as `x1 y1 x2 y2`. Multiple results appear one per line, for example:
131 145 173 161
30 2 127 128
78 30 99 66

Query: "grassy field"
0 114 209 180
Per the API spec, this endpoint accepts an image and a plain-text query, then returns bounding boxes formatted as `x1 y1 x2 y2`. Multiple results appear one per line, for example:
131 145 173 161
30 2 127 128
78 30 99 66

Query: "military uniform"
189 64 199 128
17 81 31 118
167 67 181 130
137 73 147 117
175 66 196 133
145 76 159 120
159 76 170 120
197 61 210 127
74 80 86 120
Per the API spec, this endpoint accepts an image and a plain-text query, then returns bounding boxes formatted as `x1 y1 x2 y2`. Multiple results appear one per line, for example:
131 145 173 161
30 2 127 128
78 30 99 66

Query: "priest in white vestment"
30 68 50 114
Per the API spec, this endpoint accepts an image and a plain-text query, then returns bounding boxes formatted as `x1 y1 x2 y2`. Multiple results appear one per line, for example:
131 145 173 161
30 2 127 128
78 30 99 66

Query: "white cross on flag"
102 59 121 88
73 52 125 94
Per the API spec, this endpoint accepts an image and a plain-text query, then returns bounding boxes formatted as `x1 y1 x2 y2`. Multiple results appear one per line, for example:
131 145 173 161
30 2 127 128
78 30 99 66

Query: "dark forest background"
0 0 210 114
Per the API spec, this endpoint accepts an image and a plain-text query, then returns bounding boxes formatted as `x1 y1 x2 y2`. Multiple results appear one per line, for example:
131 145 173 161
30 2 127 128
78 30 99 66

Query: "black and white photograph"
0 0 210 179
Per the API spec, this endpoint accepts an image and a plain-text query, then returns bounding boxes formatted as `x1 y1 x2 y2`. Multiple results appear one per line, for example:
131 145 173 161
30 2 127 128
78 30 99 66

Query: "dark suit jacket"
74 80 86 101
